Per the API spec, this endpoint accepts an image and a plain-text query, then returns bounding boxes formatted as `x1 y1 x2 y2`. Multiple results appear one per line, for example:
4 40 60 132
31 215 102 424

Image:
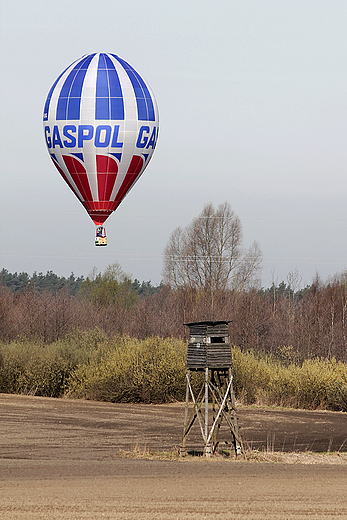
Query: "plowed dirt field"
0 394 346 519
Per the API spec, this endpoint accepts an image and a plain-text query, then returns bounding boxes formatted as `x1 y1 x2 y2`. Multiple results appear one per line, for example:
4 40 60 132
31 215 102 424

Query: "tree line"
0 268 161 298
1 266 347 363
1 202 347 363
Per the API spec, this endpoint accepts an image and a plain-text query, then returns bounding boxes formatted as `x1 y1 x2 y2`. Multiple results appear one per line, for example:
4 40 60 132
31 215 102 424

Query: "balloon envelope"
43 53 159 225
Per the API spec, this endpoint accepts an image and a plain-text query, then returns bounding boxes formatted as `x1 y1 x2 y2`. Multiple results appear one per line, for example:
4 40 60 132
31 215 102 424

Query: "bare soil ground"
0 394 347 519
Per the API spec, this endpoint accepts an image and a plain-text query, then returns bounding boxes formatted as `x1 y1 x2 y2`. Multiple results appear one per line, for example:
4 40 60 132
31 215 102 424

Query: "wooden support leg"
180 370 190 456
204 367 212 457
229 368 242 455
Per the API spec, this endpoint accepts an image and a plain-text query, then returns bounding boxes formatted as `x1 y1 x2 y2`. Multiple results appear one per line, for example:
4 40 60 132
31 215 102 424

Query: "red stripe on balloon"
96 155 118 201
63 155 93 201
129 155 144 175
84 201 116 211
115 155 144 203
50 156 78 197
82 201 113 225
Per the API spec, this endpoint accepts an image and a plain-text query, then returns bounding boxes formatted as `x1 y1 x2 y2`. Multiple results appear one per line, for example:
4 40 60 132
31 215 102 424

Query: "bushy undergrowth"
0 328 108 398
231 348 347 411
66 335 187 403
0 330 346 410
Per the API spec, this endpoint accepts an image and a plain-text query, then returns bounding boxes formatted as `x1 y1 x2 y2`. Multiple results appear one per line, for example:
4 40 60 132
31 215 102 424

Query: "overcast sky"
1 0 347 288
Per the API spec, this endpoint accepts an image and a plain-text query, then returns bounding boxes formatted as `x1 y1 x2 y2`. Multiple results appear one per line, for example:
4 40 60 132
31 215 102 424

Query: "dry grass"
118 443 181 461
243 450 347 464
118 444 347 464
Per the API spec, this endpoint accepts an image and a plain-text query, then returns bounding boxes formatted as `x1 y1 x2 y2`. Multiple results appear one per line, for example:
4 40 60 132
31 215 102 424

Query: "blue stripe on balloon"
56 54 95 120
112 54 155 121
110 152 122 161
95 54 124 120
43 63 72 121
96 69 109 98
72 153 84 161
98 53 107 70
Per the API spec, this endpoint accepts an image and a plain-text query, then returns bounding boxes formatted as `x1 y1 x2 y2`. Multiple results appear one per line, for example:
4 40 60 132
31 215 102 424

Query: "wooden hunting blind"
180 320 242 457
186 321 232 370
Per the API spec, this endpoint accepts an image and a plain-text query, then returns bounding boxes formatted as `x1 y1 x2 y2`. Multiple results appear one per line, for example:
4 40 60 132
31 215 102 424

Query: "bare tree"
163 202 262 298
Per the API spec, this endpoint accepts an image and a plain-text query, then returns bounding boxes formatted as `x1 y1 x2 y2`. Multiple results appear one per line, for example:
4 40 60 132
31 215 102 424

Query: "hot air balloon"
43 53 159 246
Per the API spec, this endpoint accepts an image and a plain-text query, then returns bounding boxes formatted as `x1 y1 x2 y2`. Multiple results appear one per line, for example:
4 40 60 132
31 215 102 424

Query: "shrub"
66 336 187 403
0 329 108 397
0 342 68 397
231 346 347 411
291 358 347 411
0 332 346 410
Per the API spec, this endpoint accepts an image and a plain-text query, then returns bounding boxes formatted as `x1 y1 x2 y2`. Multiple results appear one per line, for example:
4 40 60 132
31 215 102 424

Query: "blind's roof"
184 320 230 327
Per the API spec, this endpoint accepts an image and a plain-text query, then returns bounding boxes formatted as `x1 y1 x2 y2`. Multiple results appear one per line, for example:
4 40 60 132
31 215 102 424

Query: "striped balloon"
43 53 159 225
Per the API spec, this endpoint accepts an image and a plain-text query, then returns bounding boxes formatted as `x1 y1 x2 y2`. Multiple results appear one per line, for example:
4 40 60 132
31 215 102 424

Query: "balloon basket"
95 226 107 247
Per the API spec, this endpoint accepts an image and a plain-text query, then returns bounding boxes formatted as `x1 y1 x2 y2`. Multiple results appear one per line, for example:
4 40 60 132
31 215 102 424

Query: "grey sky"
1 0 347 287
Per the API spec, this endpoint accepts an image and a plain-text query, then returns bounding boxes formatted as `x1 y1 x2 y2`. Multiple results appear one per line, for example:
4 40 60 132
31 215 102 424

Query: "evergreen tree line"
1 265 347 363
0 268 161 297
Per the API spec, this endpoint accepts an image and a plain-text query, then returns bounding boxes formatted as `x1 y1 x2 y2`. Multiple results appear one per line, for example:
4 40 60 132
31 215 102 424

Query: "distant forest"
0 268 162 298
1 266 347 364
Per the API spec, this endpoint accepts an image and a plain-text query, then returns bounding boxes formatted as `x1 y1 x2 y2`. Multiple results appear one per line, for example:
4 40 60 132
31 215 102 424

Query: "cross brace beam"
180 368 243 457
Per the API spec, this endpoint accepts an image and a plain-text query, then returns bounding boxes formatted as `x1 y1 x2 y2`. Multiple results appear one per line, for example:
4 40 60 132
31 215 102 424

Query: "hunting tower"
180 321 242 457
